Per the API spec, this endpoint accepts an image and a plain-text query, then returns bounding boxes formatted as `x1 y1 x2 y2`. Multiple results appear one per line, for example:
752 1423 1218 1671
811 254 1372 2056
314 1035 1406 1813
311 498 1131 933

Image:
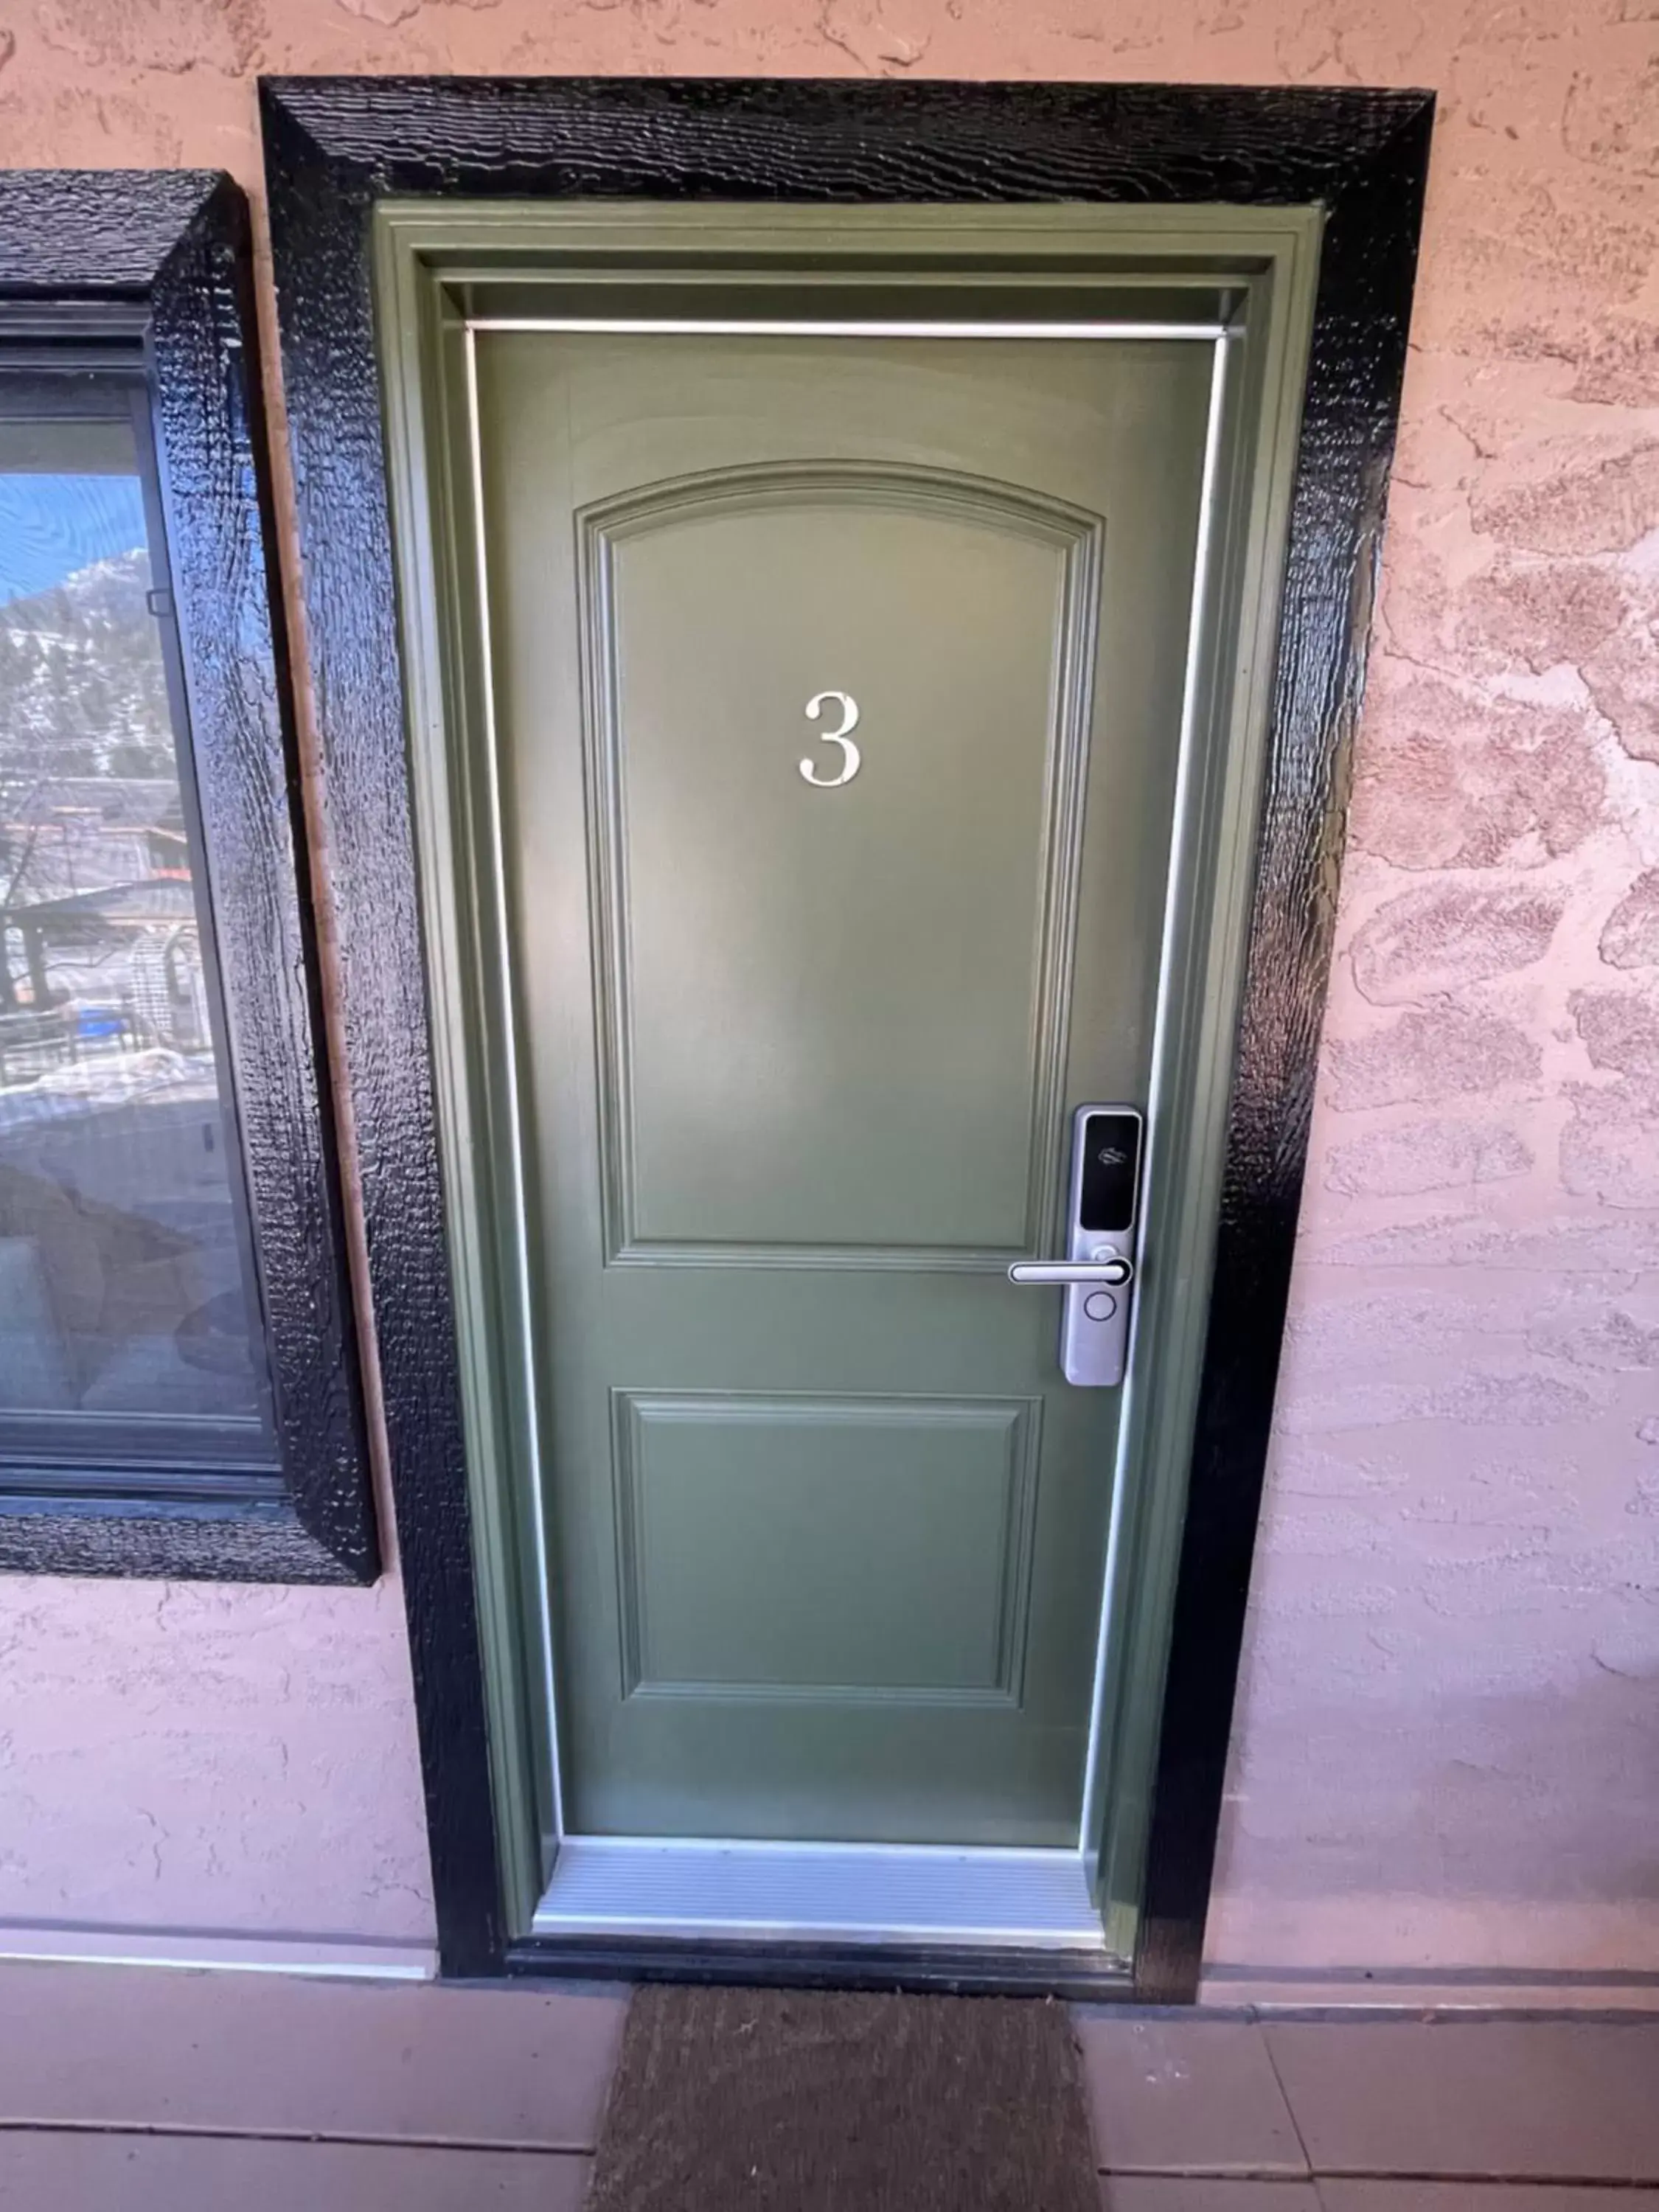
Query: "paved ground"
0 1962 1655 2206
1078 2012 1659 2207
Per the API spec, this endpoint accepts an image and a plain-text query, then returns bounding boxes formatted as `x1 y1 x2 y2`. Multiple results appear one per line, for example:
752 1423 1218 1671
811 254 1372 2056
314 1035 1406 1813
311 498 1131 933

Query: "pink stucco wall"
0 0 1653 1975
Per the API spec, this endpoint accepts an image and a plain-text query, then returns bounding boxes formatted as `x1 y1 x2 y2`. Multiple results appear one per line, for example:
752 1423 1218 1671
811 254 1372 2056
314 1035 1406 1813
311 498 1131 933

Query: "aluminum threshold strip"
470 319 1227 341
532 1838 1108 1950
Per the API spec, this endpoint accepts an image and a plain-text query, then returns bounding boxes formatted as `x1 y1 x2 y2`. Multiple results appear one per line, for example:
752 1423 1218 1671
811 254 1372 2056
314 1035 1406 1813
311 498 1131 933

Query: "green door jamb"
372 201 1321 1963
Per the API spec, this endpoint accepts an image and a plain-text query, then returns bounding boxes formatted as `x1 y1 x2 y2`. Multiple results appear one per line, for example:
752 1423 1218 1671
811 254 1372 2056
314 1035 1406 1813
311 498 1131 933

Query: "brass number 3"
800 690 861 788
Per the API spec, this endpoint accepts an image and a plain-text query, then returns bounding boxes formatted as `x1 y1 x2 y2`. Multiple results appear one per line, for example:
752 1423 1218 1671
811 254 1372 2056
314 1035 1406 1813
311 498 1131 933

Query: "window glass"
0 403 274 1460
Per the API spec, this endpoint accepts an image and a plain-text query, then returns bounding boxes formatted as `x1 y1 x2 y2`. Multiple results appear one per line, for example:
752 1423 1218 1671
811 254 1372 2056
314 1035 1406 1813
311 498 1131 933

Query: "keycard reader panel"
1007 1105 1144 1386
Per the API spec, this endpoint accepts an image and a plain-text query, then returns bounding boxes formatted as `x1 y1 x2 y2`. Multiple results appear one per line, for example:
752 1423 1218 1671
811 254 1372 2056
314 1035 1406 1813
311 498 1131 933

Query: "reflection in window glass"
0 407 272 1452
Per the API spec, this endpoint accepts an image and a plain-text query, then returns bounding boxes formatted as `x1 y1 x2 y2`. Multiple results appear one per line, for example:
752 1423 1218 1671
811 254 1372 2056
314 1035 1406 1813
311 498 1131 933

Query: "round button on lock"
1082 1289 1119 1324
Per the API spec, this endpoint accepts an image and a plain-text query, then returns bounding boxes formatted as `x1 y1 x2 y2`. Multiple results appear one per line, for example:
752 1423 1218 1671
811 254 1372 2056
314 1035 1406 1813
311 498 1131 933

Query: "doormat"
583 1983 1099 2212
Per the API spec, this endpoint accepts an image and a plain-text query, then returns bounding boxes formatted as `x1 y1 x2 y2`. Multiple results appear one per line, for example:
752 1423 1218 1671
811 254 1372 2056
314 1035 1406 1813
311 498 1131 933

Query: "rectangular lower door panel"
614 1392 1040 1703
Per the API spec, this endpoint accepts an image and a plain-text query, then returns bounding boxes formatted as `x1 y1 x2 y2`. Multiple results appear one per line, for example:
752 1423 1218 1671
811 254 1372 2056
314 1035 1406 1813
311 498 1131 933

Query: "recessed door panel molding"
611 1389 1042 1707
577 462 1103 1270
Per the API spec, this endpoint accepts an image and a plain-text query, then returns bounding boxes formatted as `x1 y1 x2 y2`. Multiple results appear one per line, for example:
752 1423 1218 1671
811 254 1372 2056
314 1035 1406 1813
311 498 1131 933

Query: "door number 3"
800 690 861 788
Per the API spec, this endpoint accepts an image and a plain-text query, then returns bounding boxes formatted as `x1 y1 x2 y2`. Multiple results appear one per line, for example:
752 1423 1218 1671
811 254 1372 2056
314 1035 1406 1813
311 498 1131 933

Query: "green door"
474 328 1211 1848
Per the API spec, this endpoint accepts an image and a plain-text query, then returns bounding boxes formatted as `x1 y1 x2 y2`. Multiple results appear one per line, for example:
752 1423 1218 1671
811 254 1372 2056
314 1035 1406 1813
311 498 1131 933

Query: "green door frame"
260 75 1433 1998
373 202 1319 1983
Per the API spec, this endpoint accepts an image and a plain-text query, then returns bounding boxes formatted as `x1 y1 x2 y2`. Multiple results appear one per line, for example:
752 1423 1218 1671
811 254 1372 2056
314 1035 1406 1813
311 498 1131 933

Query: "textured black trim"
260 77 1433 1986
507 1935 1134 2003
0 1493 349 1582
0 172 375 1586
1130 97 1433 2006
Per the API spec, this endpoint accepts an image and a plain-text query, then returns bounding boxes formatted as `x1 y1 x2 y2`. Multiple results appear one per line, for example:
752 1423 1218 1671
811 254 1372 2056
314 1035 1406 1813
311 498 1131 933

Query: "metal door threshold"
532 1837 1107 1950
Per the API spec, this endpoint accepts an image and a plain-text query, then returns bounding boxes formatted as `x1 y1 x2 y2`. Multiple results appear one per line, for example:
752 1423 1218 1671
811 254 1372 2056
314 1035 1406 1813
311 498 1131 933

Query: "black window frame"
0 170 375 1585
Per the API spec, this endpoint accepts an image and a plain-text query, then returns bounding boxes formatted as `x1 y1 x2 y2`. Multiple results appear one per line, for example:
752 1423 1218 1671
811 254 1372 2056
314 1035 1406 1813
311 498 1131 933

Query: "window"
0 170 373 1581
0 382 276 1485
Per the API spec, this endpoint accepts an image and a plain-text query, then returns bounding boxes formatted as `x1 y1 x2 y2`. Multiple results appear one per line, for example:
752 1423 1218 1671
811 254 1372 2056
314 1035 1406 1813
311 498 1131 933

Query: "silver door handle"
1008 1256 1134 1288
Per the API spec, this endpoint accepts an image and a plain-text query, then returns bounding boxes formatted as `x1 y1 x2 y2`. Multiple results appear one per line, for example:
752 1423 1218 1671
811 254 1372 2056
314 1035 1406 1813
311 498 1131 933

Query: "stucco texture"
0 0 1654 1975
0 1576 434 1944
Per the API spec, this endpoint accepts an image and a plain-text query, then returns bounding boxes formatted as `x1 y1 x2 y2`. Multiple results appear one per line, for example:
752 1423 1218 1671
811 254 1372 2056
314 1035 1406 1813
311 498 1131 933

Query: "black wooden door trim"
260 75 1433 1993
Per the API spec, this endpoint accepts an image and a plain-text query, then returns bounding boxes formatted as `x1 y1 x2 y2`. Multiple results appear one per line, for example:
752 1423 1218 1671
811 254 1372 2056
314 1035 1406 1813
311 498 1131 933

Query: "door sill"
531 1837 1108 1951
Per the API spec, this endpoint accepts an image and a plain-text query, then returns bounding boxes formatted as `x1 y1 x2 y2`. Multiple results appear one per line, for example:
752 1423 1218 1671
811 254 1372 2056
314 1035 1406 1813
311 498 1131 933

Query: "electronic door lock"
1006 1105 1143 1387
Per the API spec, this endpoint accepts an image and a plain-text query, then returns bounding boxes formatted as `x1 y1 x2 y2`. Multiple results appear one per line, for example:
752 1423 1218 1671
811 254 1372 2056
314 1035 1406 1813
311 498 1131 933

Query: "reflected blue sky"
0 473 149 605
